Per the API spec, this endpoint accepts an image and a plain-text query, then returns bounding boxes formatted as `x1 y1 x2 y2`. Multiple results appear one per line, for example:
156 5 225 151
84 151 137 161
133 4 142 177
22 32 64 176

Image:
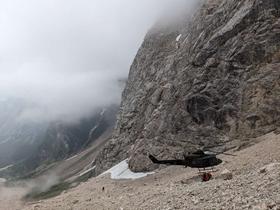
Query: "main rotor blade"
205 150 237 156
220 152 237 156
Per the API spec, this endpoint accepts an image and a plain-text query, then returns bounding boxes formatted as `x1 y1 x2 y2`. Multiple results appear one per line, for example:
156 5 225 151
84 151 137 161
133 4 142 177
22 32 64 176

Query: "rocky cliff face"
96 0 280 173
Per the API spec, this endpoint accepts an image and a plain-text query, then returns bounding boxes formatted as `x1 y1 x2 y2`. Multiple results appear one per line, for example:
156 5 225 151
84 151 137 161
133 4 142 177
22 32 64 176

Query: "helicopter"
149 149 235 181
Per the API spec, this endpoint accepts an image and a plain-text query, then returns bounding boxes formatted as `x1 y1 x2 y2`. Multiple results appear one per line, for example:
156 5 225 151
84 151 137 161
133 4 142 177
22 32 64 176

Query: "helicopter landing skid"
198 167 218 173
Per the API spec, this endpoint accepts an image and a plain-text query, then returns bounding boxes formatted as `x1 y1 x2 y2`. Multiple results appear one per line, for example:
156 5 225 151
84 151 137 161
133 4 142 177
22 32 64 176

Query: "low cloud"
0 0 197 122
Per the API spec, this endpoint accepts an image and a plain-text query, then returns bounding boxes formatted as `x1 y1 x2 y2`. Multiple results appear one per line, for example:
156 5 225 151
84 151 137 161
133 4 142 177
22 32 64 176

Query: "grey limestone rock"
95 0 280 173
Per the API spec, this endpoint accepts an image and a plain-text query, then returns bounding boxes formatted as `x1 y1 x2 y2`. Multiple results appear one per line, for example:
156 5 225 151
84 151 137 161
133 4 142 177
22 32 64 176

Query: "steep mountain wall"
96 0 280 173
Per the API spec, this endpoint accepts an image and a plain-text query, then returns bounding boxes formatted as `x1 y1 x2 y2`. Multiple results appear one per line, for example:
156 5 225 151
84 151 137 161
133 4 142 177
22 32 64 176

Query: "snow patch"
100 159 154 180
79 166 96 177
65 155 78 162
100 108 106 116
0 164 13 172
89 125 99 136
176 34 182 42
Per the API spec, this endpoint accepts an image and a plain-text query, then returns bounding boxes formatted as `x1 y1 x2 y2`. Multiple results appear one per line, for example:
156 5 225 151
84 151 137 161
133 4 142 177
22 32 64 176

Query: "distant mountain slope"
0 99 48 168
0 99 118 179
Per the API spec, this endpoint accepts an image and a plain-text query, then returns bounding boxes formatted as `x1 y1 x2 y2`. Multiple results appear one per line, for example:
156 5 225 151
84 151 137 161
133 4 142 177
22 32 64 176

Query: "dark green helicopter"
149 150 235 181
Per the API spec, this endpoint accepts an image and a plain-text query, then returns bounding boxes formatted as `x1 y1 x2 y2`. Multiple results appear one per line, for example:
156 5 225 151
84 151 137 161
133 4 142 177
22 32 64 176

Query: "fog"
0 0 198 123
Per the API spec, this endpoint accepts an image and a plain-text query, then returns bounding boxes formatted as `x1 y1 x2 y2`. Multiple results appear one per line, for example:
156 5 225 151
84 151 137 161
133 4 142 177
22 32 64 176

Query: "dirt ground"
0 185 27 210
1 132 280 210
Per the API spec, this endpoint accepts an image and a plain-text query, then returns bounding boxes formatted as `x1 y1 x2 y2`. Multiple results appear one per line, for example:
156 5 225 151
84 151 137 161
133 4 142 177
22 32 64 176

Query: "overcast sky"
0 0 197 122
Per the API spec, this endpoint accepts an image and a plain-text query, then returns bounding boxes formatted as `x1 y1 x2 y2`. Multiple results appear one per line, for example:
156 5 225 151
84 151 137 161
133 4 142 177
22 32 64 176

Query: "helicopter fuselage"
186 155 222 168
149 153 223 169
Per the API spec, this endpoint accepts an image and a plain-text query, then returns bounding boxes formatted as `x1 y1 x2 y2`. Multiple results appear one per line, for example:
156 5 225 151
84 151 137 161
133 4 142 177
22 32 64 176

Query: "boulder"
251 203 269 210
220 169 233 180
259 162 280 174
